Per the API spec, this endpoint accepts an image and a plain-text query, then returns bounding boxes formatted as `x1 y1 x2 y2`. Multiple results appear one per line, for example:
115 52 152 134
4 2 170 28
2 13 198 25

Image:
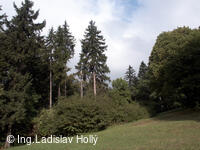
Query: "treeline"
0 0 112 148
121 26 200 112
0 0 200 149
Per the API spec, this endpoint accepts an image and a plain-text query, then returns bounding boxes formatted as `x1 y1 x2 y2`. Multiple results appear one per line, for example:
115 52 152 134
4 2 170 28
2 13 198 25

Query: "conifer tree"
0 6 6 31
0 0 46 147
76 48 89 97
52 21 75 99
133 61 150 102
46 28 55 108
0 6 6 79
138 61 148 79
6 0 47 106
124 65 137 88
76 20 110 97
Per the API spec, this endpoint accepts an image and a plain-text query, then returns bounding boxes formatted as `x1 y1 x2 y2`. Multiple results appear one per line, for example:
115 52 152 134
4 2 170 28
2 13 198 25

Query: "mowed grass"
9 109 200 150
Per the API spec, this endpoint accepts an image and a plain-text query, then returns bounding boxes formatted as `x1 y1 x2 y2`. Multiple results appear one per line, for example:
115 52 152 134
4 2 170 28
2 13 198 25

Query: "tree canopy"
76 20 110 96
149 27 200 110
124 65 137 88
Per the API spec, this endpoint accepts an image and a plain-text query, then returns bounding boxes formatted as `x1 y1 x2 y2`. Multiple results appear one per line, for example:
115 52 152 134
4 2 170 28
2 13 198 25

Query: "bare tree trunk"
49 69 52 109
49 51 53 109
80 70 83 99
80 80 83 99
93 72 96 97
4 126 11 149
58 83 61 98
64 78 66 97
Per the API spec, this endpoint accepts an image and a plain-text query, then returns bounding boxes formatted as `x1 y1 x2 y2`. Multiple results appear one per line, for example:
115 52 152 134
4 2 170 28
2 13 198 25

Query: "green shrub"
34 95 151 137
110 102 150 123
55 97 111 135
33 109 56 137
34 96 112 136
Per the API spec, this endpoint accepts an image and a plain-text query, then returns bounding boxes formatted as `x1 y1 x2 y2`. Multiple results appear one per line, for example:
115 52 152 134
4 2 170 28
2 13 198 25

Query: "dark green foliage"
175 30 200 108
138 61 148 79
46 22 75 100
111 78 131 104
45 27 55 65
124 65 138 88
110 77 152 121
0 6 6 31
76 20 110 89
34 95 150 137
0 1 47 147
117 102 151 122
55 98 110 135
132 61 151 101
62 74 80 97
33 109 56 137
34 96 111 136
149 27 200 111
133 77 151 101
53 22 75 86
4 0 48 108
2 0 200 148
124 65 139 102
0 72 31 128
0 7 8 147
0 1 153 148
0 7 7 82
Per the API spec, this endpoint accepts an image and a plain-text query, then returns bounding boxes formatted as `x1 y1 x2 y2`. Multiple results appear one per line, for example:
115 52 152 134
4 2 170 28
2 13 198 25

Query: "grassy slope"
9 109 200 150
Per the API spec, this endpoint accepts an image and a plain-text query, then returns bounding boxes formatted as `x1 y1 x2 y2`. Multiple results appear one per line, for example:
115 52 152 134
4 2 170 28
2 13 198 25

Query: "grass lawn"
9 109 200 150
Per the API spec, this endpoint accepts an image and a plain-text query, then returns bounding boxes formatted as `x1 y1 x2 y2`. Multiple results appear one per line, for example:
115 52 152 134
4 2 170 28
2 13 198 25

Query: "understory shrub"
34 95 151 136
110 102 150 123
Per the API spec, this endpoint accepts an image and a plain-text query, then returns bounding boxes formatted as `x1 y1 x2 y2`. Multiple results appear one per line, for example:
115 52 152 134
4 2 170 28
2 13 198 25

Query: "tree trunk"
58 83 61 98
64 78 66 97
49 69 52 109
49 51 53 109
80 70 83 99
93 72 96 97
80 80 83 99
4 126 11 149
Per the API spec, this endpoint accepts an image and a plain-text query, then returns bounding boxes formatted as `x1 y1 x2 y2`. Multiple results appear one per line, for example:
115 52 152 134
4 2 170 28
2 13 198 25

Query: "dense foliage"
124 65 138 88
149 27 200 111
0 0 200 148
34 95 150 137
76 21 110 97
111 78 132 104
0 1 46 148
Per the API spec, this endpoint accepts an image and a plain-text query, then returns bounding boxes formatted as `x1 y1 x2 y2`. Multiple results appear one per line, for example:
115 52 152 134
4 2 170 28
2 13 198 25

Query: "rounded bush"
34 95 151 137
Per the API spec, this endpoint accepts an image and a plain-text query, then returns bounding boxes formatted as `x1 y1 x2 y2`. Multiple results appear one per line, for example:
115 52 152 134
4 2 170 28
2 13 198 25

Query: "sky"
1 0 200 80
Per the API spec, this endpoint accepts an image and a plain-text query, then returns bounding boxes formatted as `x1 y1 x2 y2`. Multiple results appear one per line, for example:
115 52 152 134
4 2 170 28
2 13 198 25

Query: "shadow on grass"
132 108 200 127
152 109 200 122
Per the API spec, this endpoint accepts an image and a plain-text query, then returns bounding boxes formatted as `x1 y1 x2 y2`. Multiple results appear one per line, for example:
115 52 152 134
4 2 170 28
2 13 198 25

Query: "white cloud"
1 0 200 80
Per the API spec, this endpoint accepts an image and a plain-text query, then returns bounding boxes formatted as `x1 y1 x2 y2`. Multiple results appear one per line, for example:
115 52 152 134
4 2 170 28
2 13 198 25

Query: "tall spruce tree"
0 6 6 80
7 0 48 107
0 6 5 31
0 8 10 148
138 61 148 79
52 21 75 99
76 20 110 97
133 61 150 102
0 0 46 148
124 65 137 88
46 28 55 108
62 21 75 97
